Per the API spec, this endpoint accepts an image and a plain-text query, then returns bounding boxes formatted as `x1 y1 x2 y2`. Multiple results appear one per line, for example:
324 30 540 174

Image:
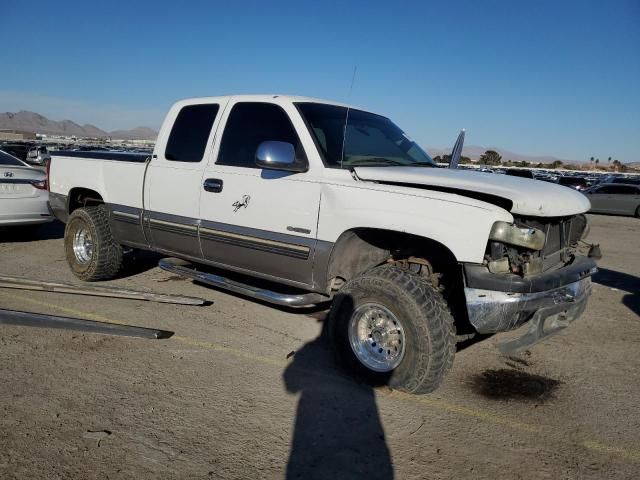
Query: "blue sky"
1 0 638 162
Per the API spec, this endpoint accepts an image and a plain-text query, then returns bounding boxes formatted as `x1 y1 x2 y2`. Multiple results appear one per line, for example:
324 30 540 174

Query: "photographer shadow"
283 315 394 480
592 268 640 316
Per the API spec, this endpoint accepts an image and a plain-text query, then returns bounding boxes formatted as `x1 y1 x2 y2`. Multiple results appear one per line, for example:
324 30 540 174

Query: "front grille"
515 214 586 270
544 223 562 255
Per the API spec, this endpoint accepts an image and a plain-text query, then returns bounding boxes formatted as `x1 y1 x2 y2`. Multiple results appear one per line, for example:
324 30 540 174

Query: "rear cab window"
165 104 219 162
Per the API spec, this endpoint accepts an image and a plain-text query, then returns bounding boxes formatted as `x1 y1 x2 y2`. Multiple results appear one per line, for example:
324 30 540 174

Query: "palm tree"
590 156 594 164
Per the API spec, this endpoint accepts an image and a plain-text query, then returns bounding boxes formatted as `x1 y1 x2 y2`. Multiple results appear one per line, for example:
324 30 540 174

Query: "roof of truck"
174 94 363 111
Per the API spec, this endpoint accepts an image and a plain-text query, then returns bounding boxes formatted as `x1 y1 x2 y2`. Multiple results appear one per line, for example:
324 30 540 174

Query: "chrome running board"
158 258 330 307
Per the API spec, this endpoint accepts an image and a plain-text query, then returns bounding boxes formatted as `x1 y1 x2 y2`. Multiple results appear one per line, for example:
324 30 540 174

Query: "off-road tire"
64 205 123 281
328 264 456 394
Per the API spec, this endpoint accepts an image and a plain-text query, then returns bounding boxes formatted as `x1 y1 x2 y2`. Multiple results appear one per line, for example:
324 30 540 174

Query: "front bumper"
465 276 592 334
464 255 597 293
463 256 596 354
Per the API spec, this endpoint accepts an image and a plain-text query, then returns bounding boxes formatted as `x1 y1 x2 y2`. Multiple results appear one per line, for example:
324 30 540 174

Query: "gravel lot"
0 214 638 479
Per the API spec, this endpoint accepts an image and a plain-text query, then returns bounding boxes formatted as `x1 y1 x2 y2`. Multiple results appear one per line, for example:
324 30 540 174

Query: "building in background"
0 129 37 141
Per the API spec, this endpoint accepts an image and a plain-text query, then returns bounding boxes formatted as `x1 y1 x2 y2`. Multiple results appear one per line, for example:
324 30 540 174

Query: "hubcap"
348 303 406 372
72 228 93 264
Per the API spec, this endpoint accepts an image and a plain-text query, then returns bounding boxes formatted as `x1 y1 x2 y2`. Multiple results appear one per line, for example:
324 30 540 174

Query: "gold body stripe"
113 211 139 220
199 227 310 253
149 218 198 231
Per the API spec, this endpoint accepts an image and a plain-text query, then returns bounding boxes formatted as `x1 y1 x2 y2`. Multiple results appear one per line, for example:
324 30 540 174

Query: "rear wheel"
329 264 456 394
64 205 123 281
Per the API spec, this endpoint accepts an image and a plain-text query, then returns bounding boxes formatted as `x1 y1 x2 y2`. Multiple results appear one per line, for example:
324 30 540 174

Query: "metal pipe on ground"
0 309 174 339
0 275 207 306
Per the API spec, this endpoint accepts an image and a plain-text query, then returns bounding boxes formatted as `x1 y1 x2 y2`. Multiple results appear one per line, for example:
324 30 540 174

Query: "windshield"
0 149 28 166
296 103 435 168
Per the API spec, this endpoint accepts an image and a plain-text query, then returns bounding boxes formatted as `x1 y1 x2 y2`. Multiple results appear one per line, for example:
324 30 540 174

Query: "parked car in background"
505 168 535 179
596 175 640 186
558 176 589 190
0 149 53 227
0 142 32 162
26 145 51 166
619 177 640 185
535 173 559 183
584 183 640 217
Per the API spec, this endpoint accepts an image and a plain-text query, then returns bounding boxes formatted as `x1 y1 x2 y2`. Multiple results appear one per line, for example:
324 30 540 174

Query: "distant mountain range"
0 111 158 140
426 145 580 165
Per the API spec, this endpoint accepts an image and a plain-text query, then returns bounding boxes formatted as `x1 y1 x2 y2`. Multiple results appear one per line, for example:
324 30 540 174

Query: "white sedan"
0 149 53 227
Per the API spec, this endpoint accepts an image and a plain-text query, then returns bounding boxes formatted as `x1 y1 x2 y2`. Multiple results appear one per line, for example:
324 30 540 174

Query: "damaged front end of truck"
464 214 599 354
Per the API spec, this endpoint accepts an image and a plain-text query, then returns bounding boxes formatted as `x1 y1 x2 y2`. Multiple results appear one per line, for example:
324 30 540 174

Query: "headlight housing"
489 221 546 250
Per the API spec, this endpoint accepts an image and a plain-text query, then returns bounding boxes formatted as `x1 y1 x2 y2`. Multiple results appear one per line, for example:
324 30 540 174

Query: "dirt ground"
0 214 638 479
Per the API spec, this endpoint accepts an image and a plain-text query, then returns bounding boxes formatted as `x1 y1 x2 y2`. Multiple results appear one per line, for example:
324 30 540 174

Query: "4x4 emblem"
232 195 250 212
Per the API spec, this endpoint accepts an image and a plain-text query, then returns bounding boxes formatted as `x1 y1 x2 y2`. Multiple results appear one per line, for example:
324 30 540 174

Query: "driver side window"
217 102 307 169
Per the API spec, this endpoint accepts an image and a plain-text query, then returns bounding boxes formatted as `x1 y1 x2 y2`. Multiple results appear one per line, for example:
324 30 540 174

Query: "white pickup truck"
48 95 597 394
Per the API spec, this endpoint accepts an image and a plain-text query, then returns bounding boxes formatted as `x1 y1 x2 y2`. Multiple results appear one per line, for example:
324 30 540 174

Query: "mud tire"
328 264 456 394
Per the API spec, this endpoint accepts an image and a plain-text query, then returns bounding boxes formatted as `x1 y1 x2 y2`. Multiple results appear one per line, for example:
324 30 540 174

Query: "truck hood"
353 167 591 217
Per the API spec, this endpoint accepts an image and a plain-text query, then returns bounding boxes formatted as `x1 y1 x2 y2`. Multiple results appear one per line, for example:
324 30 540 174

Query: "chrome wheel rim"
348 303 406 372
72 228 93 264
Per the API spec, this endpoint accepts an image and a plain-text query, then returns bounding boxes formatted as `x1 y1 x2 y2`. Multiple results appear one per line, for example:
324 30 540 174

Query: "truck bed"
49 150 150 215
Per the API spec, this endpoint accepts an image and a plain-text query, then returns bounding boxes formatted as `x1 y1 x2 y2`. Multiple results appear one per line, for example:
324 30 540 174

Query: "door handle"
203 178 223 193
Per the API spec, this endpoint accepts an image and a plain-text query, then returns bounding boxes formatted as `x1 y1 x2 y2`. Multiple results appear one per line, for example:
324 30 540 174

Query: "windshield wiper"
348 157 405 166
347 158 435 168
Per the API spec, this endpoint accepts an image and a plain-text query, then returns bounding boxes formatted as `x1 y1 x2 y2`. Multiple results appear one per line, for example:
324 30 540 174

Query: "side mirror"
255 141 307 173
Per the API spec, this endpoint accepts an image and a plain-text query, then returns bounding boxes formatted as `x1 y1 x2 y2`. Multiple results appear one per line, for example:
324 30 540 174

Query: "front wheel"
64 205 123 281
328 264 456 394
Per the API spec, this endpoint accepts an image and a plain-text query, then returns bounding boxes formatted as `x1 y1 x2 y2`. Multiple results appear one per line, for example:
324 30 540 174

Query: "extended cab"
48 95 597 394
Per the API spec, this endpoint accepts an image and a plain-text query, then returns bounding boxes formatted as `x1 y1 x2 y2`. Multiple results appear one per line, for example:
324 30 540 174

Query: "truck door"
198 100 321 288
144 101 225 258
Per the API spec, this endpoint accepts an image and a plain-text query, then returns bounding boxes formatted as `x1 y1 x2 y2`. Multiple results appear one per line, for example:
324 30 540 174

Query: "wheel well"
325 228 474 335
67 188 104 214
326 228 458 284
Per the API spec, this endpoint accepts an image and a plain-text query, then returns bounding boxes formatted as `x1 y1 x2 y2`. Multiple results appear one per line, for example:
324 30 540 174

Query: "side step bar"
158 258 330 308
